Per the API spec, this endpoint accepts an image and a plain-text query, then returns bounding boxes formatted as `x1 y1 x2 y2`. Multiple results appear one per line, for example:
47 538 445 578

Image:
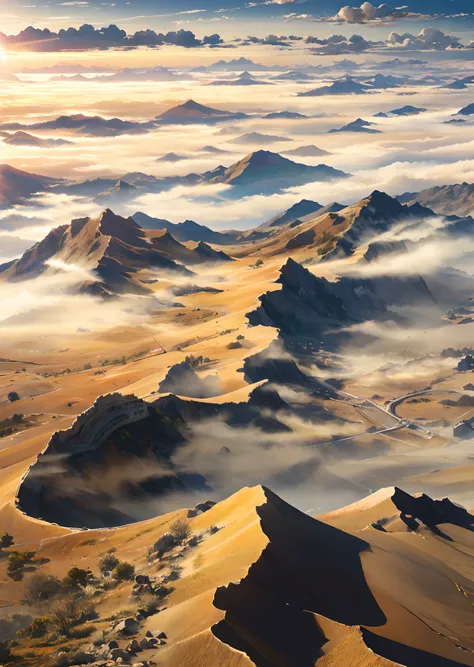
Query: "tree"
63 567 92 589
0 533 14 550
170 519 191 543
98 551 119 575
112 561 135 582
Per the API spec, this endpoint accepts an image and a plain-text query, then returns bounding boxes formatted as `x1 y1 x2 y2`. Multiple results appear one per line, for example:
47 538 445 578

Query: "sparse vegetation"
24 573 62 607
7 550 35 579
169 519 191 543
227 340 242 349
49 596 97 638
63 567 93 589
18 616 49 639
0 640 14 663
112 561 135 582
0 532 14 550
98 551 119 575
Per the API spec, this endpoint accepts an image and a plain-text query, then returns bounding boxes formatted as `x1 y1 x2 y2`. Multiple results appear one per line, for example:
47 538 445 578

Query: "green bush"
112 561 135 582
0 533 14 550
7 551 35 577
63 567 93 589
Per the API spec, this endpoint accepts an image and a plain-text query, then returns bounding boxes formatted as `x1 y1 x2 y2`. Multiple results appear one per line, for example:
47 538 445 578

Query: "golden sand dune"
1 483 473 666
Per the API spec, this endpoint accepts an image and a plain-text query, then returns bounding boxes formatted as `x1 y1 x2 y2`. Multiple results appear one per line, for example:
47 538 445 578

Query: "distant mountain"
457 103 474 116
272 71 315 82
149 230 233 265
154 100 247 125
0 73 21 82
132 212 238 244
103 67 190 83
363 73 405 89
156 152 186 162
398 183 474 217
192 57 280 73
0 114 154 137
263 111 307 120
51 74 90 82
258 199 324 230
299 78 371 97
2 131 73 147
329 118 380 134
0 164 60 207
228 132 292 145
283 145 329 157
207 150 348 195
94 180 139 205
255 190 433 259
199 145 231 155
375 105 428 118
0 209 190 294
208 71 272 86
443 75 474 90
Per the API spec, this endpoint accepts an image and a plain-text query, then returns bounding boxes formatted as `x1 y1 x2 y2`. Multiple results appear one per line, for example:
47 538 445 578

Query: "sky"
2 0 474 40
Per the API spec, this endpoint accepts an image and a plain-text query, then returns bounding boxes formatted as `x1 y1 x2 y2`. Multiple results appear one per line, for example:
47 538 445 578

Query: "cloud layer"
0 24 223 51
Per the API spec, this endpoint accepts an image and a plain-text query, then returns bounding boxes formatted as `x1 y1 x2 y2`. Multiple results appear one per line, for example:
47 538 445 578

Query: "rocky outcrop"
158 362 220 399
248 257 434 341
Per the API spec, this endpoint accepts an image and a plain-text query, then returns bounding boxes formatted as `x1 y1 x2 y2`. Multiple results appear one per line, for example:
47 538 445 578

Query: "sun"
0 51 7 63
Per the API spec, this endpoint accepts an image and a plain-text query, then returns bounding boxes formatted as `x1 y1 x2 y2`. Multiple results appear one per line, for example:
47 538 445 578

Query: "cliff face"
248 257 434 340
16 385 299 528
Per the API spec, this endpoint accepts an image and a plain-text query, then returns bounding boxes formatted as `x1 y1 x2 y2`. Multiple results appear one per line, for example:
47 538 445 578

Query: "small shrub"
24 573 63 607
227 341 242 350
170 519 191 543
18 616 49 639
7 391 20 403
63 567 93 589
139 593 160 617
7 550 35 578
0 533 14 550
236 335 245 340
98 551 119 575
112 561 135 582
0 640 14 663
49 596 97 638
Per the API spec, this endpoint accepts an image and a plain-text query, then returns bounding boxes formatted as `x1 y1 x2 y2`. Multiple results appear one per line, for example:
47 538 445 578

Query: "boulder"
152 532 176 556
135 575 150 585
126 639 141 654
110 647 130 661
115 617 140 635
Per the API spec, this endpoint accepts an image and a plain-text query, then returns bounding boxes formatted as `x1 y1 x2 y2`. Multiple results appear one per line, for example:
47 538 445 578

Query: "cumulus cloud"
305 32 374 55
336 2 416 23
303 26 465 55
0 24 223 51
387 27 463 50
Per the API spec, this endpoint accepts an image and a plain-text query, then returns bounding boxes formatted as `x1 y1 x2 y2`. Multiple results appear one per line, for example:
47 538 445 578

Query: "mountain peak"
181 100 207 111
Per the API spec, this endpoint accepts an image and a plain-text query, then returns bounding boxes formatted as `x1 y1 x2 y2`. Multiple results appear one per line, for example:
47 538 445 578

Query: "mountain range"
0 210 234 295
3 150 347 204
